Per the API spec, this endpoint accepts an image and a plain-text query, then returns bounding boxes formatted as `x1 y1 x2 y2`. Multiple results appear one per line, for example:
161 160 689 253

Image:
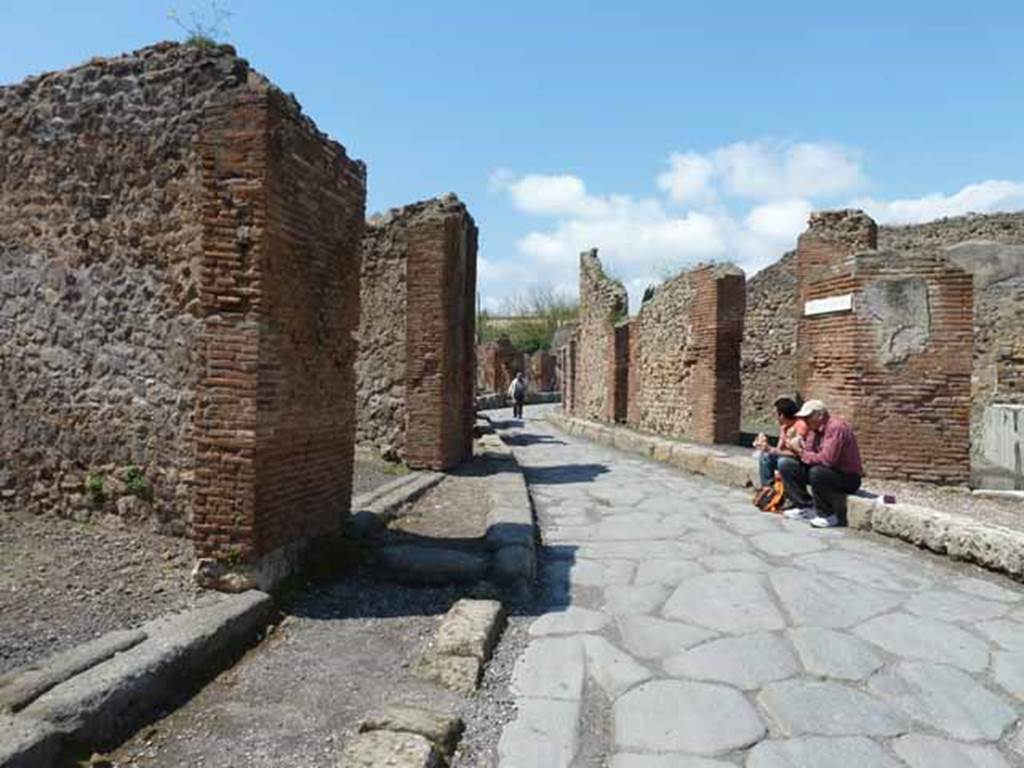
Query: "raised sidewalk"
548 411 1024 582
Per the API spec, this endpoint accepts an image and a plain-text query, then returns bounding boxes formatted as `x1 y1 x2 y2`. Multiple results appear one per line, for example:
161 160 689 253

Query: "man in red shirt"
778 399 863 528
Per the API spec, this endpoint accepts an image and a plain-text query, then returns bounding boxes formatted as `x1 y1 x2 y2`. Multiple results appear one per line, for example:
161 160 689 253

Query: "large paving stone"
787 627 883 681
565 558 635 587
614 680 766 755
611 754 733 767
498 697 580 768
853 613 989 672
510 636 584 700
750 532 827 558
952 576 1023 604
577 540 704 560
770 569 902 628
792 550 934 592
663 632 799 690
528 607 610 636
892 734 1013 768
746 736 902 768
604 585 669 616
663 572 786 633
758 680 909 736
683 529 750 554
975 619 1024 652
904 590 1009 623
992 651 1024 699
616 616 717 660
722 514 783 535
699 553 771 573
633 559 706 586
867 662 1017 742
582 636 653 698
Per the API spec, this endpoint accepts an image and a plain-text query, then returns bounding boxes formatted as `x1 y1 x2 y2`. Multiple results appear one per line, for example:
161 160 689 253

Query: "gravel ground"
353 456 409 498
105 464 535 767
867 478 1024 531
0 511 197 675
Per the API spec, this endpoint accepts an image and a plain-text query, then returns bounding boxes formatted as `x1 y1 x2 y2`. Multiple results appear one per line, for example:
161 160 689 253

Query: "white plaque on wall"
804 293 854 317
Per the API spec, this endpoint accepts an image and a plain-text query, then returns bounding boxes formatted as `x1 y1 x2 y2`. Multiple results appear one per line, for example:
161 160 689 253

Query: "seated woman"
755 397 808 488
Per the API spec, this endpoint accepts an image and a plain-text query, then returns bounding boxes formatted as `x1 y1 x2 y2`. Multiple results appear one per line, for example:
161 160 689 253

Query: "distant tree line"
478 285 578 354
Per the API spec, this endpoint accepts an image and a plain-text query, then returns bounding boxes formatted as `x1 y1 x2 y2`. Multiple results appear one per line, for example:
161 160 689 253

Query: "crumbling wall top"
805 209 878 252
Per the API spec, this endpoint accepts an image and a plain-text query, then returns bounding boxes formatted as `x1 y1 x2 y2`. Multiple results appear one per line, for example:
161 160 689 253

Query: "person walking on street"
778 399 863 528
508 372 527 419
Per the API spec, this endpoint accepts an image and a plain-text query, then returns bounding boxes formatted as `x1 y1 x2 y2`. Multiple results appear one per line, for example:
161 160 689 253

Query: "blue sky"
4 1 1023 310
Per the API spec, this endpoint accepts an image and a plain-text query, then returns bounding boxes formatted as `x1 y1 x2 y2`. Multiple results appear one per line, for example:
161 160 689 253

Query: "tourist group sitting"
754 397 863 529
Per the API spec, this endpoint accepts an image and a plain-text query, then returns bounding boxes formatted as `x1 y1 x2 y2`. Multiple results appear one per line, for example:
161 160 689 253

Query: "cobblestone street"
497 409 1024 767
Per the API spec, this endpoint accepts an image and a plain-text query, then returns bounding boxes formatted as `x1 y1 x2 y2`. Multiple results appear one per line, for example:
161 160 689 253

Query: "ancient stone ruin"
356 195 478 469
0 43 366 587
797 210 973 483
741 209 1024 487
477 336 524 395
573 249 629 422
563 252 746 445
561 207 1024 486
628 263 746 444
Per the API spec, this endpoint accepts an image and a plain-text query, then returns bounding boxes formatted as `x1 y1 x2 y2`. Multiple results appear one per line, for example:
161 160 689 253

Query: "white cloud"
484 145 1024 313
491 171 612 218
745 198 812 241
657 152 717 204
855 180 1024 224
657 140 865 204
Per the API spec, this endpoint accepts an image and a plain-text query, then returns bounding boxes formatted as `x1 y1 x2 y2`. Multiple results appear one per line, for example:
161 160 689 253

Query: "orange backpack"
753 478 786 513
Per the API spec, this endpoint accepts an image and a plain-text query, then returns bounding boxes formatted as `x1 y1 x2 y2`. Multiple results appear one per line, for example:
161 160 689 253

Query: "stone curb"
477 433 537 595
548 411 1024 581
0 590 274 766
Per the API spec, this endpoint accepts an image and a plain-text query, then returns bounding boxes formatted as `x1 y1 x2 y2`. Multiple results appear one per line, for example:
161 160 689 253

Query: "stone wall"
740 210 1024 481
356 196 477 470
0 43 367 584
477 337 523 395
628 264 746 444
572 250 628 422
880 214 1024 475
740 252 798 432
797 212 973 483
529 350 557 393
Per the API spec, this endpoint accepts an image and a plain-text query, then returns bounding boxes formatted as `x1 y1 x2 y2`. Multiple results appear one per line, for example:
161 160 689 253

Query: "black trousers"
778 459 861 524
513 397 525 418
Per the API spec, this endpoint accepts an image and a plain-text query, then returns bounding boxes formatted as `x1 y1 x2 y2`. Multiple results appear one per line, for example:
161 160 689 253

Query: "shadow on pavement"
523 463 610 485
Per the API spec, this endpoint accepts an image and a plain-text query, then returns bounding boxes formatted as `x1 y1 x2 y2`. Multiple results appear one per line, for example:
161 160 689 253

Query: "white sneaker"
783 507 816 520
810 515 840 528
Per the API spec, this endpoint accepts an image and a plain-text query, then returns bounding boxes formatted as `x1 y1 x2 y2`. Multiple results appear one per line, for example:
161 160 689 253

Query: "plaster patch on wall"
862 278 931 365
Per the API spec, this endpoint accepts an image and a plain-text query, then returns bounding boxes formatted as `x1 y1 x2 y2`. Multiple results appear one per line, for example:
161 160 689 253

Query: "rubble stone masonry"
628 264 746 444
356 196 478 470
573 250 628 422
0 43 367 580
797 211 973 483
741 211 1024 477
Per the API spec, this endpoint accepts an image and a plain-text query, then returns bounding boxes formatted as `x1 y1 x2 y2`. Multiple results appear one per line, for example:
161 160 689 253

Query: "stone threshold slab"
548 411 1024 582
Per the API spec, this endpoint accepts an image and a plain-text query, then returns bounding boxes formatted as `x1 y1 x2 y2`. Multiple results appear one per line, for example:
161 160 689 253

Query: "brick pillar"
796 210 972 482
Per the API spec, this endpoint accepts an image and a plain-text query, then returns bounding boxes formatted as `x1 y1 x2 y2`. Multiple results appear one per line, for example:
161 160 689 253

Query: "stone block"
434 599 506 662
358 706 463 754
338 730 440 768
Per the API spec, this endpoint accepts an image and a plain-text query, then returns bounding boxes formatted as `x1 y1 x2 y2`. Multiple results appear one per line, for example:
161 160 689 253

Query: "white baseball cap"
795 399 827 418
